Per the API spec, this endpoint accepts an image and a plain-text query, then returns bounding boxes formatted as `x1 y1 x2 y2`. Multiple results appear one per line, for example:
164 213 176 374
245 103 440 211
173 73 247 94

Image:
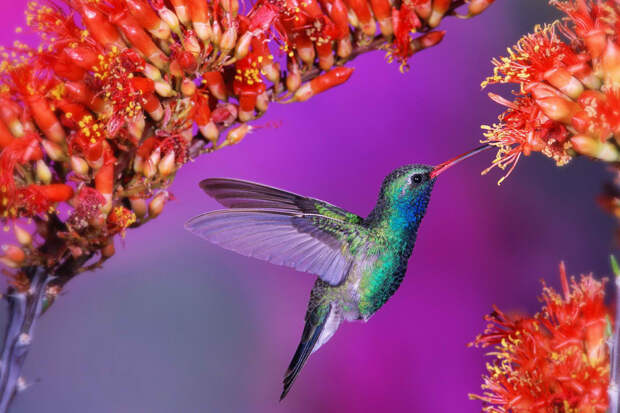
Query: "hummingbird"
185 145 490 400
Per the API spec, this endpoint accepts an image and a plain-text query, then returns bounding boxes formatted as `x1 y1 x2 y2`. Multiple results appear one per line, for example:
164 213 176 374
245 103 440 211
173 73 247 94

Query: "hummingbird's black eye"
412 175 422 184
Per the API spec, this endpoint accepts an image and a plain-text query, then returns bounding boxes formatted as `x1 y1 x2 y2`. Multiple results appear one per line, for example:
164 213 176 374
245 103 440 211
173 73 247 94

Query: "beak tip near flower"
429 144 492 179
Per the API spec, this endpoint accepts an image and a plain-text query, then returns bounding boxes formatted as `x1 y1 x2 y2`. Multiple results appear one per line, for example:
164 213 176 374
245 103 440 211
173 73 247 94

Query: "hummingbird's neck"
365 189 432 249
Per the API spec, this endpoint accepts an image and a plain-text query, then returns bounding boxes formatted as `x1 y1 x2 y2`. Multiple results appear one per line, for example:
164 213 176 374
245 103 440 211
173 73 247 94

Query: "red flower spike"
482 1 620 182
470 263 611 413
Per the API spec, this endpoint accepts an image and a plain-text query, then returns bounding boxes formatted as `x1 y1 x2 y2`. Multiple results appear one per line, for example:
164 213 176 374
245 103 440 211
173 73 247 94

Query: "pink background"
0 1 614 412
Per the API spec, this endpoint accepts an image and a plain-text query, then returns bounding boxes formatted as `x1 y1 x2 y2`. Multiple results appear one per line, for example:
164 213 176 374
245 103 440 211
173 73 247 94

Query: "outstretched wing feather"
200 178 363 224
185 209 366 285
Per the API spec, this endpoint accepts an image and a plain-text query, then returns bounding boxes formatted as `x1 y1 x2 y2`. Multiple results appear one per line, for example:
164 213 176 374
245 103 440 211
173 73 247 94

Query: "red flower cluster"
481 0 620 184
0 0 493 284
470 263 611 413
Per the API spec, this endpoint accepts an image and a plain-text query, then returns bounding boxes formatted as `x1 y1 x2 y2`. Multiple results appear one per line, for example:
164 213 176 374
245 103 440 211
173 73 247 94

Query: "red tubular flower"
470 263 611 413
482 1 620 183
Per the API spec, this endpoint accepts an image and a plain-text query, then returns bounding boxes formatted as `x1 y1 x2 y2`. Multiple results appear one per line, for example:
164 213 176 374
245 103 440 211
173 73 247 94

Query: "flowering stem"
609 255 620 413
0 266 48 413
0 214 93 412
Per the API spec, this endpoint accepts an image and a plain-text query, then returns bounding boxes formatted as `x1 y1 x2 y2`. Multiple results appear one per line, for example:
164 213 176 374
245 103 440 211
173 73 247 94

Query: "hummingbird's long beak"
429 145 492 179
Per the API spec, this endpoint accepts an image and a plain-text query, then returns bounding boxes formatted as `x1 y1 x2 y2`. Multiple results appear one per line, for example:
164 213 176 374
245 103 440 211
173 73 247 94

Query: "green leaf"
611 255 620 278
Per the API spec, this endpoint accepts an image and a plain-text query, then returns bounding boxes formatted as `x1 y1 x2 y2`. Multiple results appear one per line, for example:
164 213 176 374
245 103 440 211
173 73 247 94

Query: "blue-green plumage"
184 145 489 400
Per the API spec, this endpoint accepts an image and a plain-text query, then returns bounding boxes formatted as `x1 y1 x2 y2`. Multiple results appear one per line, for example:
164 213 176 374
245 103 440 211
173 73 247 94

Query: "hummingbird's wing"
198 178 363 224
185 208 371 286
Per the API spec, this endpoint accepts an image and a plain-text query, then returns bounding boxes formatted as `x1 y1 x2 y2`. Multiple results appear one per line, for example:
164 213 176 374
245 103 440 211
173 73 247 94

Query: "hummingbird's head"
371 145 491 225
379 164 436 212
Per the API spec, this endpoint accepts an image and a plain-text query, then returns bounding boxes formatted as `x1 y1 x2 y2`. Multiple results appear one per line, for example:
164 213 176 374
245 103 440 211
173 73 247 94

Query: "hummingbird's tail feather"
280 302 338 400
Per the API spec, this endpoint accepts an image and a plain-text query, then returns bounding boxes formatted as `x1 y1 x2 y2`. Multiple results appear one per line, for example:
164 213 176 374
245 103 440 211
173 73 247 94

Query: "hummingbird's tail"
280 301 339 400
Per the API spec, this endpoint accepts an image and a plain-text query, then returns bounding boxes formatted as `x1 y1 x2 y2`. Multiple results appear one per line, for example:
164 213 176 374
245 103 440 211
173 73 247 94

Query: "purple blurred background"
0 1 615 411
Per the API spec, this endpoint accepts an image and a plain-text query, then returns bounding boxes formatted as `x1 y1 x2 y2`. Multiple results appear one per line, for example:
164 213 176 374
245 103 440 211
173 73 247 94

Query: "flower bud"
428 0 450 27
183 30 201 56
297 42 316 66
203 72 228 100
148 191 169 218
13 225 31 246
571 134 619 161
158 6 181 36
169 59 184 78
528 82 563 99
220 26 238 52
347 9 359 27
101 239 115 258
579 73 602 90
41 140 65 161
181 128 193 144
181 78 197 96
262 61 280 84
144 158 158 178
154 80 175 97
35 160 52 185
127 113 146 140
212 20 222 45
467 0 495 16
536 96 580 124
2 244 25 263
71 156 89 176
377 17 393 37
220 0 239 17
226 124 252 145
584 29 607 60
414 2 431 19
412 31 445 53
143 63 162 81
130 197 147 219
544 68 584 99
602 38 620 86
199 121 219 143
148 147 161 166
256 92 269 113
7 119 24 138
0 257 19 268
133 155 145 174
337 38 353 58
286 63 301 93
158 151 176 176
235 32 253 61
194 22 213 43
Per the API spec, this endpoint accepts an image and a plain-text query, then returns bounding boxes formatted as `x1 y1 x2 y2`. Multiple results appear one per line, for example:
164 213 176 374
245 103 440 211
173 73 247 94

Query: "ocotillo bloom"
481 0 620 184
0 0 492 282
470 263 611 412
